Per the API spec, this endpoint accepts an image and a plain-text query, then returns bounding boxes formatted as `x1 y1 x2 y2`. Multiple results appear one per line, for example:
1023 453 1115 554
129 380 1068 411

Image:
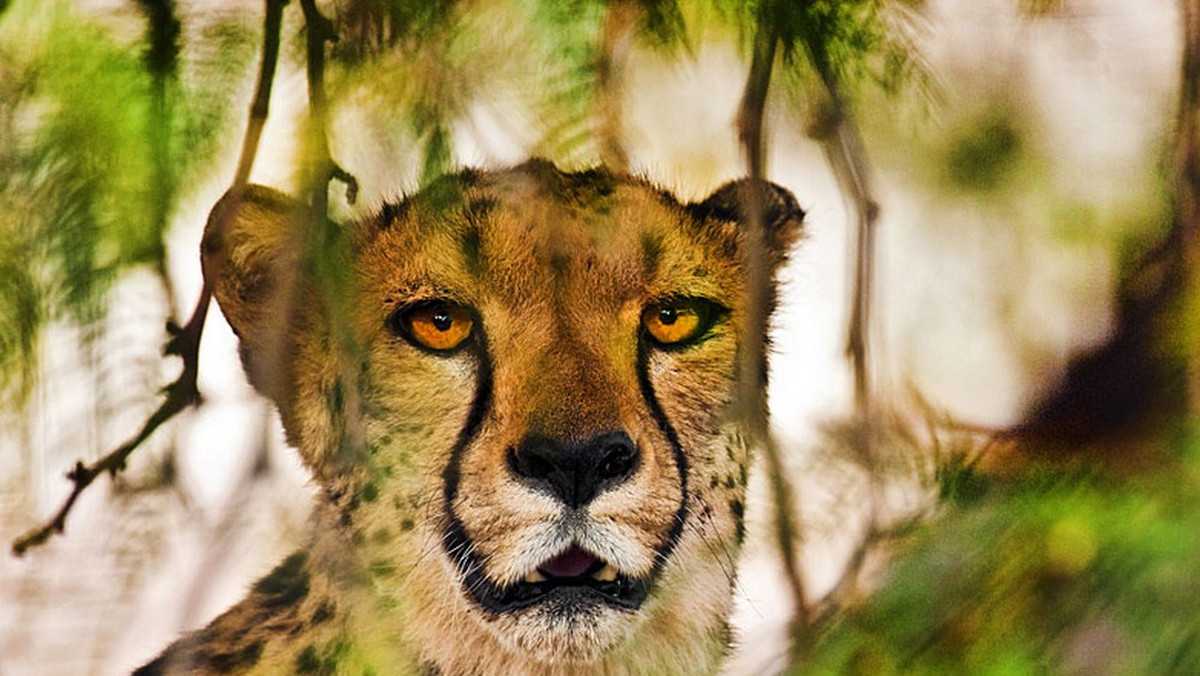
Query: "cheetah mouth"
443 533 652 615
496 545 649 612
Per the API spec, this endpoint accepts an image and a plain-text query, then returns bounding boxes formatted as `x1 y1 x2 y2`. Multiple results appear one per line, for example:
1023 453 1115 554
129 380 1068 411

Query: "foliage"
0 1 253 405
799 439 1200 675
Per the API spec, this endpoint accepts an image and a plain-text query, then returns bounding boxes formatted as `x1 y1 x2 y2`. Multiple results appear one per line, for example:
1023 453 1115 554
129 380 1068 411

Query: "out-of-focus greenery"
798 436 1200 675
0 0 923 411
323 0 921 179
0 1 254 405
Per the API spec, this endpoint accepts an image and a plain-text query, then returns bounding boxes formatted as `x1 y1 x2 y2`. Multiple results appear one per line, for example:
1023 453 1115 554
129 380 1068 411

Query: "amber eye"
393 301 475 353
641 298 720 346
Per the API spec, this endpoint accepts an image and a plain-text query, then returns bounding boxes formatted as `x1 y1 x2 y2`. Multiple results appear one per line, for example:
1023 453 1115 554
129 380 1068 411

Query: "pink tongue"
538 546 598 579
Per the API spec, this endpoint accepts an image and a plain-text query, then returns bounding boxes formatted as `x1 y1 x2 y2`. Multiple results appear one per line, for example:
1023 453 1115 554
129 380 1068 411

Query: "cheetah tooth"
592 564 618 582
524 570 547 583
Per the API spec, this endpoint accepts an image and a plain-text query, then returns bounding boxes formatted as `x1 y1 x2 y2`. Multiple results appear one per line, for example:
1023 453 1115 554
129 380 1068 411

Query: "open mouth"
494 544 648 611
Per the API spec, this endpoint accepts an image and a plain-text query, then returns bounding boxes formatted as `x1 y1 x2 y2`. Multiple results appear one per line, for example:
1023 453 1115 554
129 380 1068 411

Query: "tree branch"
736 2 813 637
298 0 357 209
803 40 881 419
1177 0 1200 413
233 0 289 190
12 291 208 556
12 0 288 556
596 0 634 171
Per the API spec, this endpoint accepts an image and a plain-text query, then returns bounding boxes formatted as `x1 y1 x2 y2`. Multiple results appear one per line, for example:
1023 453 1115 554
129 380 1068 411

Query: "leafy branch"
11 0 289 556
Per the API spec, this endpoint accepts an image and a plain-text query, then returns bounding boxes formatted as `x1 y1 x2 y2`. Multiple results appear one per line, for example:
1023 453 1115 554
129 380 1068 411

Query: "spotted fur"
139 160 802 675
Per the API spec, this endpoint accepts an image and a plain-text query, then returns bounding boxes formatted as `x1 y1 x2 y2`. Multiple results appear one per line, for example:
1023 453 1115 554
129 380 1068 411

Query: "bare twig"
233 0 289 190
810 514 924 628
596 0 635 171
298 0 358 208
12 291 208 556
11 0 288 556
736 4 813 637
1177 0 1200 413
297 0 365 471
803 44 881 419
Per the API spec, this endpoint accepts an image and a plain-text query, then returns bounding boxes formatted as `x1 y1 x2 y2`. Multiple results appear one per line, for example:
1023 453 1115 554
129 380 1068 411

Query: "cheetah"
137 159 802 675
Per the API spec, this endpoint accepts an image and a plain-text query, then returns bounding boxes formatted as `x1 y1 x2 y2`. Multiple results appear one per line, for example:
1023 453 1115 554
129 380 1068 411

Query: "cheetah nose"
506 432 640 509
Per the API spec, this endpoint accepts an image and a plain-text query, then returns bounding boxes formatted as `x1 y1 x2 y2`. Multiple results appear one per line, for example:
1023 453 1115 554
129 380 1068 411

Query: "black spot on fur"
369 558 395 579
205 640 264 673
302 639 351 676
362 482 378 502
371 528 392 545
457 167 481 188
640 232 663 277
312 600 335 625
377 199 412 230
730 499 745 545
297 645 321 674
569 168 617 202
550 251 570 278
254 552 311 609
400 518 415 532
460 224 483 276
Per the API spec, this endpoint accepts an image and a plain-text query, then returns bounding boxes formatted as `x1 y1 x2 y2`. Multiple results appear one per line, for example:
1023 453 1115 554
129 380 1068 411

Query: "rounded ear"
201 185 311 404
689 178 805 264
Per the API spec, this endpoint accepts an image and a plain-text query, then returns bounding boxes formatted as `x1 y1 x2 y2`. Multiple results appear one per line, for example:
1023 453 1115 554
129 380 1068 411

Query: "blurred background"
0 0 1194 674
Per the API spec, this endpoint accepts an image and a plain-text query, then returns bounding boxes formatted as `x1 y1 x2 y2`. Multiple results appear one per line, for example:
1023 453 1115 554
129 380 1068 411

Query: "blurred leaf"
333 0 460 64
0 1 249 405
706 0 927 98
941 107 1024 194
799 446 1200 675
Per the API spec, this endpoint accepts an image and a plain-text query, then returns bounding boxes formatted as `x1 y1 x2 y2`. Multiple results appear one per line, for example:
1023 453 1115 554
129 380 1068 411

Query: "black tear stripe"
441 328 651 614
440 328 687 616
441 327 494 598
634 337 691 580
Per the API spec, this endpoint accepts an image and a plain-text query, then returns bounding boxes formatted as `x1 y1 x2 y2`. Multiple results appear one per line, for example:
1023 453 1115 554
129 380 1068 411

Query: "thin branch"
1177 0 1200 413
596 0 635 171
12 291 209 556
11 0 288 556
298 0 357 208
810 514 924 628
297 0 365 471
804 51 881 419
736 2 813 637
233 0 289 190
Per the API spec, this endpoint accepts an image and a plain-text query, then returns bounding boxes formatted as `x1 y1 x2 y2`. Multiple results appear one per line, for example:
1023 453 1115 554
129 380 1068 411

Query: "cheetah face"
202 160 801 667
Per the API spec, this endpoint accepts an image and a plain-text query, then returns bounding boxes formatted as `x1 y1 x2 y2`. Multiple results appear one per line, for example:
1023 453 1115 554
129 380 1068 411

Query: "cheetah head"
202 160 801 672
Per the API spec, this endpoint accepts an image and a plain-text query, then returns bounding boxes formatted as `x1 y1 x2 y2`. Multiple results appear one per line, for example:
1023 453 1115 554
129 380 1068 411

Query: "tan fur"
138 161 801 675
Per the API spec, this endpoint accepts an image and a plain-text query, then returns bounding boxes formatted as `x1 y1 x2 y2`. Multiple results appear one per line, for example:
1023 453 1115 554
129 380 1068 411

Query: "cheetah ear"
690 178 805 263
201 185 312 404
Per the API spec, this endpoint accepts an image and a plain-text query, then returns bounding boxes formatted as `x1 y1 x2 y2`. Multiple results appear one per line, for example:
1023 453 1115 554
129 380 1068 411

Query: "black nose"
507 432 640 508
